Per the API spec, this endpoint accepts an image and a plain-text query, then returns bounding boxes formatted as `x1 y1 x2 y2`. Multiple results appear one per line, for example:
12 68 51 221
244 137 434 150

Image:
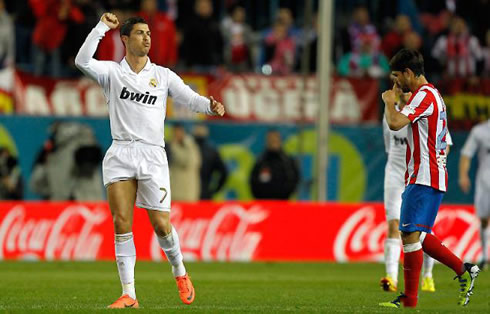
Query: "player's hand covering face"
210 96 225 116
126 24 152 57
101 13 120 29
390 71 411 93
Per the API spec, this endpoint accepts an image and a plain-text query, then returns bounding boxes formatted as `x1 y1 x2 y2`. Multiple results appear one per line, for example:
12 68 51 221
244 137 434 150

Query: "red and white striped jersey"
400 84 449 192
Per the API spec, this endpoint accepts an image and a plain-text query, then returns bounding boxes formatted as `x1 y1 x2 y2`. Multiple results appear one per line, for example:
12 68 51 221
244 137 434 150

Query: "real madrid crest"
149 78 157 87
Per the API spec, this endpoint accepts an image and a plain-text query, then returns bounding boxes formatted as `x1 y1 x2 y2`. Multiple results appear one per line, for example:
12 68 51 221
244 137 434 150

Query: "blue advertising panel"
0 116 476 203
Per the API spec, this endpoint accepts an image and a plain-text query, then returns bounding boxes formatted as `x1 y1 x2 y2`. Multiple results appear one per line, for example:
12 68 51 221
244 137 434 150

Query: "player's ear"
121 35 128 46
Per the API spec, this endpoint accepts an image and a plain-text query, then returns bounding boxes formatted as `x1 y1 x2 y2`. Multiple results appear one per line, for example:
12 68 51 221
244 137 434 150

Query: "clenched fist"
101 13 119 29
382 89 396 105
210 96 225 117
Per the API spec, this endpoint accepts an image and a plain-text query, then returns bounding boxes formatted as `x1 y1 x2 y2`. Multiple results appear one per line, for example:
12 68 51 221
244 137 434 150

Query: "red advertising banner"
0 201 484 262
12 70 379 123
207 74 379 123
12 71 209 118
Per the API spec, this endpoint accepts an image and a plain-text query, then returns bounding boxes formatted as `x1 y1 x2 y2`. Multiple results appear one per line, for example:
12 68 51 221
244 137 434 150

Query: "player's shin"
402 242 423 307
480 227 488 263
157 225 186 277
115 232 137 299
385 238 401 281
420 232 464 275
422 252 434 278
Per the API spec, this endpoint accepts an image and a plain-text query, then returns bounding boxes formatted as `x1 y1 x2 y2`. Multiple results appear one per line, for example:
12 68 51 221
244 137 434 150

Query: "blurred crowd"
1 0 489 80
0 123 301 201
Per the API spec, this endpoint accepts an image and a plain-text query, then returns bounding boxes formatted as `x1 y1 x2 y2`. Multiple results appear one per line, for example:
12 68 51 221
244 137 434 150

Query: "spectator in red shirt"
263 20 295 75
138 0 177 67
432 16 482 78
31 0 84 77
382 15 412 59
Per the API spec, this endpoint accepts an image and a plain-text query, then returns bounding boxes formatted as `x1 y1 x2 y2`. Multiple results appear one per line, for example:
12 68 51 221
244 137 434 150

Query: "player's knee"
152 217 171 237
113 214 132 232
387 220 400 237
400 231 418 243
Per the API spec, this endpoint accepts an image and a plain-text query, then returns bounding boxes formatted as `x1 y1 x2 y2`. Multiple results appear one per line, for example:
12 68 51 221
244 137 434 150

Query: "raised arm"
75 13 119 85
167 70 225 116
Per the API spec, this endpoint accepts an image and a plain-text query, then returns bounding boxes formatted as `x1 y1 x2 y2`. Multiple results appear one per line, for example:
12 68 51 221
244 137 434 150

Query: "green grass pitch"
0 261 488 313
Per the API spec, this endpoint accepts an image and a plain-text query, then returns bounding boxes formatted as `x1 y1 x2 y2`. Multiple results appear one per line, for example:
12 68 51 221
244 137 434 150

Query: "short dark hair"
389 48 425 76
120 17 147 37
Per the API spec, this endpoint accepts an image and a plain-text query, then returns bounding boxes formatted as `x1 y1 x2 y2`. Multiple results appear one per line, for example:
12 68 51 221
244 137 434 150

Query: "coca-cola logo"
334 206 386 262
151 204 268 261
433 208 482 262
0 204 107 260
334 205 483 262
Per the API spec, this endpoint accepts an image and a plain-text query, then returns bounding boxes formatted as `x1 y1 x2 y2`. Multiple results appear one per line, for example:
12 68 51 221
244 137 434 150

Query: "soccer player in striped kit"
459 120 490 270
75 13 225 308
379 49 480 308
380 106 449 292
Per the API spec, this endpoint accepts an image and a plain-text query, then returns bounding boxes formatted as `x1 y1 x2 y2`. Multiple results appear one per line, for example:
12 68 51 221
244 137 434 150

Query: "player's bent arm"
75 22 111 84
167 70 214 115
384 102 411 131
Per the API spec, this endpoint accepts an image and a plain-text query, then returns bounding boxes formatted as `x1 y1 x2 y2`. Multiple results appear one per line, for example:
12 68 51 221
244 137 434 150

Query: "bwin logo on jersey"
120 87 157 105
394 136 408 146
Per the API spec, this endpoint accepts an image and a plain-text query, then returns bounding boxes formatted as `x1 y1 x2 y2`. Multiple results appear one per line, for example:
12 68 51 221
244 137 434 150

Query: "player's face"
390 71 411 93
127 23 151 57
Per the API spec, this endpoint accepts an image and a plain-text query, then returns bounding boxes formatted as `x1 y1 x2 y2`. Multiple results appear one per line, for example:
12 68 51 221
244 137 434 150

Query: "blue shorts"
399 184 444 233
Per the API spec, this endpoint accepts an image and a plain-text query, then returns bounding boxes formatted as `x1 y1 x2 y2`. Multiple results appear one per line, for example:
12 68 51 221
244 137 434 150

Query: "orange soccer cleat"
175 273 195 304
107 294 139 309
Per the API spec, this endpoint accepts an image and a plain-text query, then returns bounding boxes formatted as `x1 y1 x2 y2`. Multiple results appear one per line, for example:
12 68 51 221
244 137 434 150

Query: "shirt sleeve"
167 69 214 115
461 127 479 158
400 90 433 123
75 21 113 87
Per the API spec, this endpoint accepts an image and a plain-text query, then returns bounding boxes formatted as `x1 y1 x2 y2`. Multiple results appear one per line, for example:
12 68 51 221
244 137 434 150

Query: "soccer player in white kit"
380 109 442 293
75 13 225 308
459 119 490 270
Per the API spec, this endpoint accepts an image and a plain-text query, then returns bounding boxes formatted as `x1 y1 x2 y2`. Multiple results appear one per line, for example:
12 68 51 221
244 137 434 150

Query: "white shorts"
103 141 171 211
384 158 406 221
475 182 490 218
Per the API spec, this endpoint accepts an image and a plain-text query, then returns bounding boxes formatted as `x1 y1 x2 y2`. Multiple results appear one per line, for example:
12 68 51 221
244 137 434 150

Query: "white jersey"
383 114 409 163
75 22 213 147
461 120 490 190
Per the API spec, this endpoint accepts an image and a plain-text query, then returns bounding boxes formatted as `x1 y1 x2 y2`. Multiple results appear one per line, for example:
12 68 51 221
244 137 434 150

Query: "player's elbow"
387 115 410 131
74 53 86 70
387 120 404 131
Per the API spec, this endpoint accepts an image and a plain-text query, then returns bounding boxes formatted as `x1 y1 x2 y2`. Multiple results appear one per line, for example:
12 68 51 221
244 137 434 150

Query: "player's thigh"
135 148 171 211
107 180 138 233
384 186 404 221
399 184 443 234
103 144 137 187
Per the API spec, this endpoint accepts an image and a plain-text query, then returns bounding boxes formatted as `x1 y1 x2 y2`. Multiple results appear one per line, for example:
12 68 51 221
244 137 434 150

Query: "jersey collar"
121 57 152 75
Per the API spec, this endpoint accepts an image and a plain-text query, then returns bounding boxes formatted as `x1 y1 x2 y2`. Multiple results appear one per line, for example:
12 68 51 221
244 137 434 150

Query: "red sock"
422 233 464 276
403 248 423 307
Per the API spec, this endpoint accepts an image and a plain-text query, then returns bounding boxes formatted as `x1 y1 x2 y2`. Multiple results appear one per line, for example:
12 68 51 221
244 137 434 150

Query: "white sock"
115 232 136 299
423 252 434 278
384 238 401 282
481 227 489 262
157 225 186 277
